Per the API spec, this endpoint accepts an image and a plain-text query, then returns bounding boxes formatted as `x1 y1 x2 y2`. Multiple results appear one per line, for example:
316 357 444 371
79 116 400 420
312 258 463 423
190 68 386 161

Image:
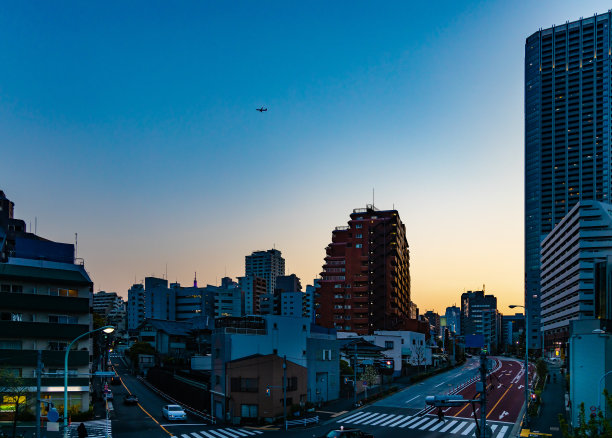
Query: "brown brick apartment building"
315 205 412 335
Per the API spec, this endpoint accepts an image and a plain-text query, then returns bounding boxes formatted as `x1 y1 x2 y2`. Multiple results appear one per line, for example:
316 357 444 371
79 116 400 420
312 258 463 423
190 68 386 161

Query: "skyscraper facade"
315 205 411 335
525 12 612 349
245 249 285 296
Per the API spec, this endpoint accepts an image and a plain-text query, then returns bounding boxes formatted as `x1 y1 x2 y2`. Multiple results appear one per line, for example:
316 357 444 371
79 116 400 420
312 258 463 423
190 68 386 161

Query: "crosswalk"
65 419 112 438
337 410 510 437
176 427 264 438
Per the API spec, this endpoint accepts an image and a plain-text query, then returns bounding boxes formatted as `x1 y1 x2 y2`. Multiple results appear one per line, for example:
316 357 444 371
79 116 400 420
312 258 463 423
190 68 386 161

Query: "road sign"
47 408 59 422
362 381 368 387
94 371 116 377
590 405 597 412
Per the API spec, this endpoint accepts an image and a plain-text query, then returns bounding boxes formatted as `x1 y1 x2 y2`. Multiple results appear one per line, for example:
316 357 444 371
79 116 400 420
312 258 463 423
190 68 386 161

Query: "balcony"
0 349 89 367
0 293 89 313
0 321 90 340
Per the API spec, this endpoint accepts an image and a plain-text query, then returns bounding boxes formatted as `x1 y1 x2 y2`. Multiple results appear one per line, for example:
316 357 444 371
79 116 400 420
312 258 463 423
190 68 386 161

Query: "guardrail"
137 376 216 424
285 416 319 429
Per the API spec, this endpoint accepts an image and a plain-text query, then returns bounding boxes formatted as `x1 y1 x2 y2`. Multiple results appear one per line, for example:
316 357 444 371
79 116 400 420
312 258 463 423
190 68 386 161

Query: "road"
110 355 532 438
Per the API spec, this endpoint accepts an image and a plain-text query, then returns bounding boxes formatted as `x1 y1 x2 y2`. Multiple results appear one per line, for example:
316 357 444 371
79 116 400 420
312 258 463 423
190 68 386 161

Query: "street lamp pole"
64 325 114 435
510 304 529 426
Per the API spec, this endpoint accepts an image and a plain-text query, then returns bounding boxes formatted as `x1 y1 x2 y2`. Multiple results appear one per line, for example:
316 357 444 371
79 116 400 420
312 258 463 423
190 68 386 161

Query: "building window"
12 285 23 293
355 244 362 248
231 377 258 393
356 224 363 229
356 234 362 238
0 313 22 322
49 315 78 324
385 341 394 349
287 377 298 391
241 404 258 418
0 340 22 350
0 285 10 293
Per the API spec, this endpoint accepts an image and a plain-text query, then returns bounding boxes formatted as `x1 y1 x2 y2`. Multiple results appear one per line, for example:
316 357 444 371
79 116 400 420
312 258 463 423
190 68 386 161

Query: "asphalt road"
110 355 529 438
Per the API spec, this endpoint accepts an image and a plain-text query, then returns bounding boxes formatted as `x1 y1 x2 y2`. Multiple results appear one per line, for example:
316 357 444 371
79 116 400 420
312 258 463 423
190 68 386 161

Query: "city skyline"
3 1 611 314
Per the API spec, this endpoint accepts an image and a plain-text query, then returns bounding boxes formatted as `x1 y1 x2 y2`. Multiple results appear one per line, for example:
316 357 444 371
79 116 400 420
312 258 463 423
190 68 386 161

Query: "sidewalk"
527 365 565 438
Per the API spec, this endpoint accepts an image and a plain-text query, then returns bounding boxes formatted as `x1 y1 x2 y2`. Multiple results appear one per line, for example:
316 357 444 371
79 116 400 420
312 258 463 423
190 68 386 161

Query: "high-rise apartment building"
445 305 461 335
525 12 612 350
127 283 145 331
315 205 411 335
0 191 93 413
238 275 266 315
245 249 285 296
460 290 498 351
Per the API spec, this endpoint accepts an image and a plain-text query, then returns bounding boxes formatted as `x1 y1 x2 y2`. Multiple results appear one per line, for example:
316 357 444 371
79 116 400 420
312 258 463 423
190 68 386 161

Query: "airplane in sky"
256 106 267 112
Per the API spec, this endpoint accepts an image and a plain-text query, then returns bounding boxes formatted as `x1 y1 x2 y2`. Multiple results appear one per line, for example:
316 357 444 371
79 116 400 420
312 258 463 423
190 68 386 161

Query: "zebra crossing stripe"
215 429 240 438
195 431 217 438
461 422 476 435
490 424 498 435
351 413 379 424
227 429 250 437
252 431 263 435
440 419 458 432
428 420 445 431
378 414 402 426
362 413 389 425
340 411 369 423
207 430 231 438
191 433 206 438
182 434 191 438
387 415 411 427
368 413 393 425
418 418 439 430
236 431 256 437
497 425 509 437
394 416 420 428
403 417 430 428
452 421 467 434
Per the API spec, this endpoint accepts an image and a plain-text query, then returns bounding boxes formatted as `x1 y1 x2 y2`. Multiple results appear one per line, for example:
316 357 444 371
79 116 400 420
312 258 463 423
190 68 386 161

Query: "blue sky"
2 1 610 312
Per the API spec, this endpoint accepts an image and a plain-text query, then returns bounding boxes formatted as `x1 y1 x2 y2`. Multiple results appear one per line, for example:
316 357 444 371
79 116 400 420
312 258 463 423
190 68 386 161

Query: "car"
320 427 374 438
110 376 121 385
104 390 113 401
162 405 187 421
123 394 139 405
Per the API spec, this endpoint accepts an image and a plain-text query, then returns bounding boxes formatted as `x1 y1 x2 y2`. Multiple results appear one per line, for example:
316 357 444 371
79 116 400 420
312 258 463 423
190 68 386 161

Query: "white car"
162 404 187 421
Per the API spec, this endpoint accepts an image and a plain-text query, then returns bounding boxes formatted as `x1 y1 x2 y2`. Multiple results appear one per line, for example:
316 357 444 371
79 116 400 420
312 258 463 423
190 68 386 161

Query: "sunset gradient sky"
2 1 610 314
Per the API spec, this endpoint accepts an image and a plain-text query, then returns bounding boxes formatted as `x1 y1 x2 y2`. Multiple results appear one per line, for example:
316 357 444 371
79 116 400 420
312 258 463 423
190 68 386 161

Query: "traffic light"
531 393 537 401
265 388 271 397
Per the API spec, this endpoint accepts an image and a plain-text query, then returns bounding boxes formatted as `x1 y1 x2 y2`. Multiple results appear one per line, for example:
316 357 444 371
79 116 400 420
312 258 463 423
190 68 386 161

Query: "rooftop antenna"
35 217 37 235
372 188 375 208
75 233 78 259
165 263 168 280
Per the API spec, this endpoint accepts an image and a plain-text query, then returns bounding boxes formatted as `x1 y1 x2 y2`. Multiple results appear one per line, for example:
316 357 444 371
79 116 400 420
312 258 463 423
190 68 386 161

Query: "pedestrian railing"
285 416 319 429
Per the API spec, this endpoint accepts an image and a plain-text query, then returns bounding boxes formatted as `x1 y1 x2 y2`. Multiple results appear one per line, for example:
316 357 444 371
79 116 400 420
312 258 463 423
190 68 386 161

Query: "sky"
1 1 610 314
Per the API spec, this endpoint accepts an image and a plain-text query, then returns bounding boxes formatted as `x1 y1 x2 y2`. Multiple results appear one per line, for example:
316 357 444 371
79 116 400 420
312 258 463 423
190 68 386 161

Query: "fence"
285 416 319 429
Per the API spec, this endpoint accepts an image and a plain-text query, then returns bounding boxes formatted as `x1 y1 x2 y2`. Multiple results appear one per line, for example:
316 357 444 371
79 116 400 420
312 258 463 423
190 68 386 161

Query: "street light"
509 304 529 426
64 325 115 434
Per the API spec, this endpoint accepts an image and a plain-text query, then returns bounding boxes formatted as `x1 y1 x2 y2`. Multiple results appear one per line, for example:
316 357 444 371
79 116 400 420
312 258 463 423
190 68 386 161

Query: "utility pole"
283 355 287 431
36 350 42 438
479 351 488 438
353 344 358 407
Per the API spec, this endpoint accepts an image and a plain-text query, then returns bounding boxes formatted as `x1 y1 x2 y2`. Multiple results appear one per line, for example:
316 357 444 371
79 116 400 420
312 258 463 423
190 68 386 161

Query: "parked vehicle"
123 394 139 405
110 376 121 385
162 405 187 421
320 427 374 438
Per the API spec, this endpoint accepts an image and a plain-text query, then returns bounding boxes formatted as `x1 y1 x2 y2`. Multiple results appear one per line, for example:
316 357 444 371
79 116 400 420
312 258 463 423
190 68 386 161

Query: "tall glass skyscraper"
525 12 612 350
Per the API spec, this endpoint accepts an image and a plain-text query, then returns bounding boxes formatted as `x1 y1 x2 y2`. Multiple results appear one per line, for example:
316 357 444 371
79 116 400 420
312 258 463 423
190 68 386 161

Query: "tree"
340 359 353 376
359 365 379 388
410 344 428 372
0 368 29 438
536 358 548 383
559 390 612 437
127 341 155 371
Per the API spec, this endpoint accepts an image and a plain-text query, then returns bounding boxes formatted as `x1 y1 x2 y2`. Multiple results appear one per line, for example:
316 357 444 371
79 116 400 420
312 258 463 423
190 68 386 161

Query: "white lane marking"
452 421 467 434
461 422 476 435
338 411 369 423
378 414 402 426
497 425 509 437
388 415 411 427
440 420 458 432
368 414 392 425
362 413 388 425
351 412 380 424
403 417 430 428
435 381 447 387
428 420 445 431
418 418 439 429
405 395 420 403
